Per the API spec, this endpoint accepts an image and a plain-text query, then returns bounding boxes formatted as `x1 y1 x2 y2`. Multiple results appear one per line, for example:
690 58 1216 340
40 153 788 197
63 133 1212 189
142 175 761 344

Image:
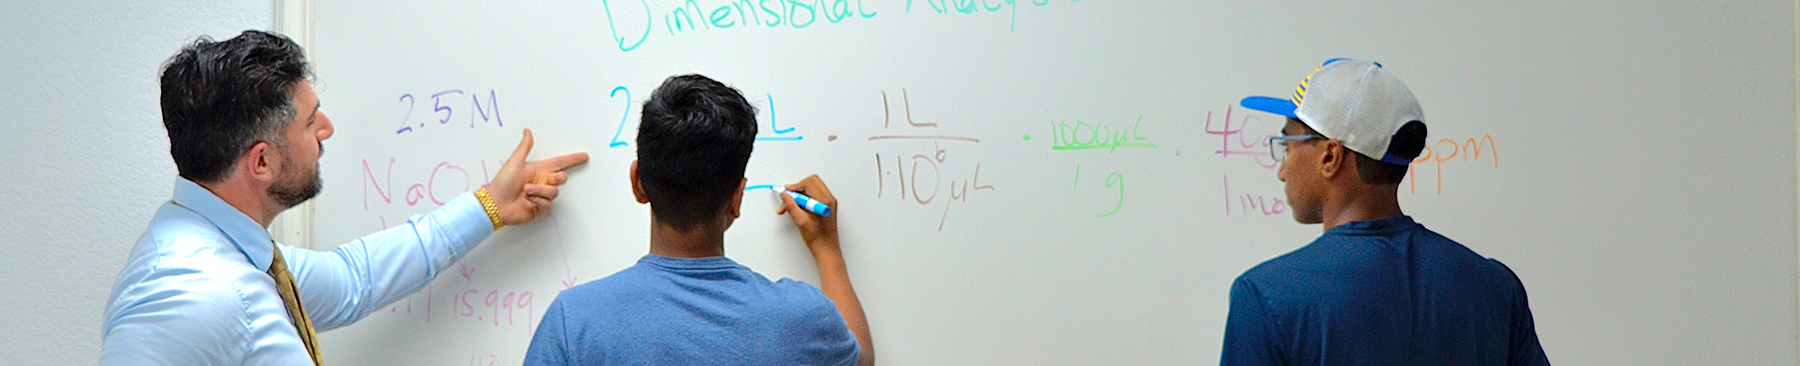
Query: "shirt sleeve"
522 297 571 366
99 270 249 366
1499 264 1551 366
281 191 494 331
1221 277 1284 366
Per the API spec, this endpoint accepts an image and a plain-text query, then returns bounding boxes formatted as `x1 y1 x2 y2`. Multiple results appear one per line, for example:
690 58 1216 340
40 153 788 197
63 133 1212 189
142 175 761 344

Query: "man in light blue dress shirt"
99 30 589 365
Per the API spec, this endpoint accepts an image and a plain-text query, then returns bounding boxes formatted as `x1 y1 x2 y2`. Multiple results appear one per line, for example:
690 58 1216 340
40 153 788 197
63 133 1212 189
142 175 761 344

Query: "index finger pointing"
536 151 591 171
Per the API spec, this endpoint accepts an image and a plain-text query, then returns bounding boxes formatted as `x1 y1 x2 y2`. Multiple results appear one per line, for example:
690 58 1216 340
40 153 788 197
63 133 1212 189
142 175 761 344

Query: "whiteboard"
305 1 1798 364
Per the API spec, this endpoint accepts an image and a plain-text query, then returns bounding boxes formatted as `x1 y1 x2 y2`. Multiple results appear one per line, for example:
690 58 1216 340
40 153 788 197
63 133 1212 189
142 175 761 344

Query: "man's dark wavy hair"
160 30 311 183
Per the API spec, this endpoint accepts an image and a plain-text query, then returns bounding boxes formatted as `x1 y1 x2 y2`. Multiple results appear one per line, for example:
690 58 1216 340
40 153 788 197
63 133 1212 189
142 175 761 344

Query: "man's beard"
268 146 322 209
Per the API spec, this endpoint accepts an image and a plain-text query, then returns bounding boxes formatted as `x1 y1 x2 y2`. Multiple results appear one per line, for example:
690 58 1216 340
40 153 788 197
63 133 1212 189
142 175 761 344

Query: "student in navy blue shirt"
523 75 874 366
1225 59 1550 365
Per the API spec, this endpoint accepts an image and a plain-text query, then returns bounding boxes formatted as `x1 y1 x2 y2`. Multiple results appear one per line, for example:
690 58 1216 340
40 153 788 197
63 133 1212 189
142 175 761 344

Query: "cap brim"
1240 96 1298 118
1379 153 1416 165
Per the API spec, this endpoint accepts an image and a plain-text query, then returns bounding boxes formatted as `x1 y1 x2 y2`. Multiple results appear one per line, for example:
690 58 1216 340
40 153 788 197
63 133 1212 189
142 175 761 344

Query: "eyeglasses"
1269 134 1325 162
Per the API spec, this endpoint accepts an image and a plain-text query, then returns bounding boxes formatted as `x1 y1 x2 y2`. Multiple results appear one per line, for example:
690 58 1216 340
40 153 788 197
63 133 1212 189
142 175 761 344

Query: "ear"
726 178 746 219
629 160 649 204
1317 140 1346 180
245 141 278 184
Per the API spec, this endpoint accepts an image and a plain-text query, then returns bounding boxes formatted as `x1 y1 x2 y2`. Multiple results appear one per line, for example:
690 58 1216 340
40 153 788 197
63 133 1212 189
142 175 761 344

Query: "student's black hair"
635 74 758 230
1355 121 1427 185
160 30 312 184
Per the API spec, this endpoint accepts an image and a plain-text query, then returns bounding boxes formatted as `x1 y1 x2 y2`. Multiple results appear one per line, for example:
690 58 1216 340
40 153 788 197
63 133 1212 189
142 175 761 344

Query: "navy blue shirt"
524 254 860 366
1222 216 1549 366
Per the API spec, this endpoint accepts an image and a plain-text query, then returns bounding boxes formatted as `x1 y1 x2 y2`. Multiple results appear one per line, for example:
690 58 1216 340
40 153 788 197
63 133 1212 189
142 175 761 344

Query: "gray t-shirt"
524 254 859 366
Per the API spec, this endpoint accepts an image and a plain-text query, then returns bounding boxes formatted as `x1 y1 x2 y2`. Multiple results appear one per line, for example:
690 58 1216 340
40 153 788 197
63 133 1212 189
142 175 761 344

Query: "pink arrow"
456 260 475 281
547 213 579 289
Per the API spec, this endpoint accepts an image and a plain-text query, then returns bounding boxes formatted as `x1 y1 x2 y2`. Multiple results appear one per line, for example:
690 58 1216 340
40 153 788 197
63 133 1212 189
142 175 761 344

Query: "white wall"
0 1 272 363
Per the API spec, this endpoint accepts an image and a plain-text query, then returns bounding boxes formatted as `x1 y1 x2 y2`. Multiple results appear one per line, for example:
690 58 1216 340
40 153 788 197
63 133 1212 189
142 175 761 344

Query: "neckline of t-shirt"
1324 215 1419 236
639 254 745 271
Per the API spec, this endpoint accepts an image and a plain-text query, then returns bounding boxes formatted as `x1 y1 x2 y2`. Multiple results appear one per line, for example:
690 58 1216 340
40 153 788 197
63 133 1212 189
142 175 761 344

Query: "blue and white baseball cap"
1241 58 1426 165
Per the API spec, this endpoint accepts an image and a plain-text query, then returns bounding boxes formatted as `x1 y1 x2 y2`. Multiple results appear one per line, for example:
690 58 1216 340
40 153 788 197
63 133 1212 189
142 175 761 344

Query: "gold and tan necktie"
268 243 323 366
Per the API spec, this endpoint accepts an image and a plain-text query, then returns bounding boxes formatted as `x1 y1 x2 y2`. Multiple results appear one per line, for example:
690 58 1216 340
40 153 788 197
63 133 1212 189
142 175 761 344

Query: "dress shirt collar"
170 178 275 272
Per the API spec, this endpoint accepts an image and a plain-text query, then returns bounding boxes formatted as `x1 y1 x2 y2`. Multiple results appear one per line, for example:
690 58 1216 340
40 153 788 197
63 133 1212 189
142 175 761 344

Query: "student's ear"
629 160 649 204
1318 140 1345 180
727 178 745 219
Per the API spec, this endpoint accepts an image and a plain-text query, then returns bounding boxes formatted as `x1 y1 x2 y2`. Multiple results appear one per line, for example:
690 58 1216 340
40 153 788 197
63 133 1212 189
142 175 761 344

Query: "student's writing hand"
778 174 873 366
778 175 840 253
488 129 590 226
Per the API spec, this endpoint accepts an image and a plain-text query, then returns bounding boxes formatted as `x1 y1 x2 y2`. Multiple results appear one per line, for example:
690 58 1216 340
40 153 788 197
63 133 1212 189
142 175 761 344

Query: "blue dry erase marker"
773 188 832 217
